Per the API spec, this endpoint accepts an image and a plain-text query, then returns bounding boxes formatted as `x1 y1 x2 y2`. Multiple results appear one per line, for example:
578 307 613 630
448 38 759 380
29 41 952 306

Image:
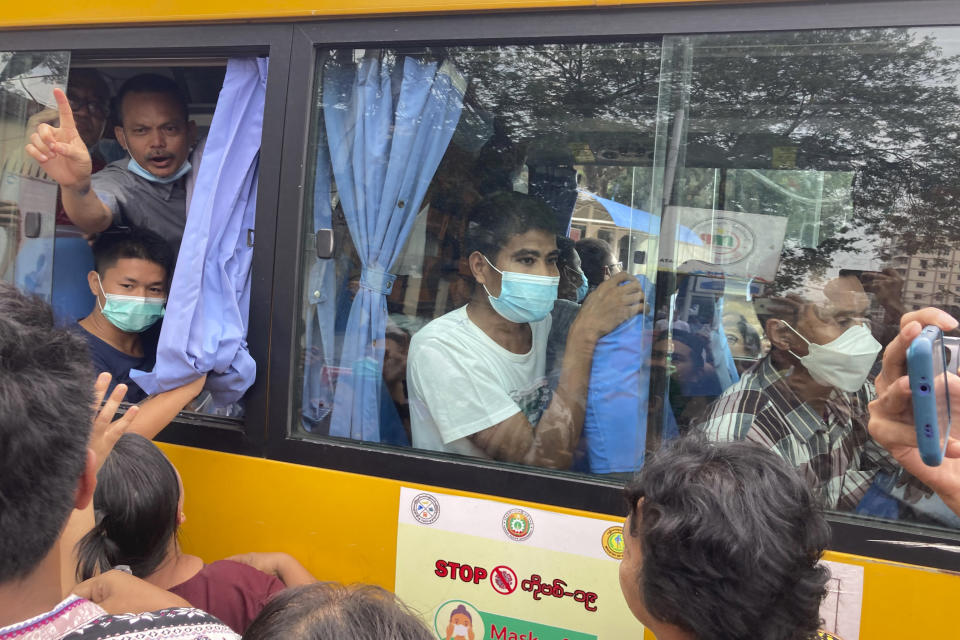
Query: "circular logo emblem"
502 508 534 541
690 216 755 265
411 493 440 525
601 525 625 560
489 565 518 595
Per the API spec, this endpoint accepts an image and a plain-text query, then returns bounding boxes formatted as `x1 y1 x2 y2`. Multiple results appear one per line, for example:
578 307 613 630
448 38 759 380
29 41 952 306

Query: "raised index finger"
53 88 76 130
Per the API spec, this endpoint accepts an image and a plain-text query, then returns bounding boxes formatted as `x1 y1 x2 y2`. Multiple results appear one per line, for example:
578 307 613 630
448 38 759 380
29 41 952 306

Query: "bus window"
1 51 71 302
28 60 255 420
295 44 662 473
657 28 960 530
292 28 960 532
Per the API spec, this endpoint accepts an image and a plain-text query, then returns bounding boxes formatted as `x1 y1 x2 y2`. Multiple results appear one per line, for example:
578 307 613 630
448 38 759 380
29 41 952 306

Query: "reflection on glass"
296 44 662 474
0 51 70 301
658 28 960 528
294 29 960 530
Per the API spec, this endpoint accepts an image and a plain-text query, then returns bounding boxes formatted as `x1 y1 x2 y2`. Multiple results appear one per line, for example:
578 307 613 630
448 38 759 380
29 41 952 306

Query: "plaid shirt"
697 355 901 511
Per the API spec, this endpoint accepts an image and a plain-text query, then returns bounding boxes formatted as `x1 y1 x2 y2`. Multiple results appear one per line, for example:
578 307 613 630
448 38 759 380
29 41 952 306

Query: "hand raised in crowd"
574 271 645 341
74 570 191 614
868 307 960 516
24 88 94 190
90 372 139 473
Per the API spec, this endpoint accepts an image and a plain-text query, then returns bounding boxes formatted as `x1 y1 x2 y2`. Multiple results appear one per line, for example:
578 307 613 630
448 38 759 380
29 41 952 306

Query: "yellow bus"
2 1 960 638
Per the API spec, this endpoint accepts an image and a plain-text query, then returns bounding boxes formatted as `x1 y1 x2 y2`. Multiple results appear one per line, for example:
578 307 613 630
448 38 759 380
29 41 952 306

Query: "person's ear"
115 126 128 151
468 251 489 285
74 449 98 511
766 318 799 352
87 270 103 301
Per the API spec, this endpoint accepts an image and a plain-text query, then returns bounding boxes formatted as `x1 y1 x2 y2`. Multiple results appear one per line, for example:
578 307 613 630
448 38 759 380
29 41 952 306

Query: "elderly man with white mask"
697 272 956 520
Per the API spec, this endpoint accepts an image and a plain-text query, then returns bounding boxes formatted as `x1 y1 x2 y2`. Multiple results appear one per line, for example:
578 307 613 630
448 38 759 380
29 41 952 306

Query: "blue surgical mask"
482 255 558 324
127 157 192 184
575 271 589 303
97 274 166 333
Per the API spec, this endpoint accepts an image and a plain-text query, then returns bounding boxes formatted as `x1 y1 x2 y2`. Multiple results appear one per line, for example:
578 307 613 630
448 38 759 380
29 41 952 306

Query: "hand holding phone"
906 326 953 466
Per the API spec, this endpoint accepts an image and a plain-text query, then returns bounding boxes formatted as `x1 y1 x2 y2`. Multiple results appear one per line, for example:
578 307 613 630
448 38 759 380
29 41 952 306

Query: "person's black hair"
575 237 614 288
115 73 188 124
664 329 707 369
243 582 434 640
76 433 180 581
0 282 95 583
91 227 175 288
624 435 831 640
463 191 560 263
68 68 111 107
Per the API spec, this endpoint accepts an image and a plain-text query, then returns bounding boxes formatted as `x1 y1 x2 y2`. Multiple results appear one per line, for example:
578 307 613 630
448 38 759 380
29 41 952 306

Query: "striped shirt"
697 355 900 511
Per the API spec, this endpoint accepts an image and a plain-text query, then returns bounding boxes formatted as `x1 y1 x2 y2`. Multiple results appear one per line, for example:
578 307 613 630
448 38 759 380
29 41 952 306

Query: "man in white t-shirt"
408 192 643 469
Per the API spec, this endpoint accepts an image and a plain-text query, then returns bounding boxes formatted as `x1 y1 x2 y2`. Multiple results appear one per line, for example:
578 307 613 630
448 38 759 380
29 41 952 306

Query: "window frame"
270 1 960 571
2 23 295 457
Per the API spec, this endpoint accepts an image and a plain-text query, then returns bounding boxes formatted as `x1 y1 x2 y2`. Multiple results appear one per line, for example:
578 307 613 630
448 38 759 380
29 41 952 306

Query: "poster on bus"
395 487 642 640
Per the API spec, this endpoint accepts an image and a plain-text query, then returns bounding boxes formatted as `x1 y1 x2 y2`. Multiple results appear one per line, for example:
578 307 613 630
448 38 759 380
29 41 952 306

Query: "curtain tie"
360 266 397 295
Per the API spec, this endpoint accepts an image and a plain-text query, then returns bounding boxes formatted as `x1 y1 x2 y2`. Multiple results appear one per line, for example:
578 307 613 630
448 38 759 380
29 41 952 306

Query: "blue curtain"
323 55 464 441
132 58 268 406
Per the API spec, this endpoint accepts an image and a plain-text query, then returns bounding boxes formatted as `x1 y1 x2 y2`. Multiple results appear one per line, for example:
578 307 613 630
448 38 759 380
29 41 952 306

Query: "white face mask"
453 625 469 637
780 321 881 393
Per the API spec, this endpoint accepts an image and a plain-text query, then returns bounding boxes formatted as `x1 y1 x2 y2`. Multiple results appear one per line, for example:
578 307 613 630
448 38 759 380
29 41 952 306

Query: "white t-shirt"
408 305 552 458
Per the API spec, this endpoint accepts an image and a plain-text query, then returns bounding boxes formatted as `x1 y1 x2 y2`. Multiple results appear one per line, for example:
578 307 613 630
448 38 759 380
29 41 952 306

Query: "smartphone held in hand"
906 326 953 466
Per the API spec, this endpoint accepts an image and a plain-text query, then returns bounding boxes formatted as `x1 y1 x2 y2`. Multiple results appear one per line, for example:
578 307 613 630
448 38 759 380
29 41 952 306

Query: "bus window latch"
315 229 335 259
24 211 42 238
246 229 255 248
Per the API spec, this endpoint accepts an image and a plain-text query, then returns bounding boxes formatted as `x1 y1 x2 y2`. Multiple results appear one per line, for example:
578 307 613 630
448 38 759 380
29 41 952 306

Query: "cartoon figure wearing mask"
445 605 475 640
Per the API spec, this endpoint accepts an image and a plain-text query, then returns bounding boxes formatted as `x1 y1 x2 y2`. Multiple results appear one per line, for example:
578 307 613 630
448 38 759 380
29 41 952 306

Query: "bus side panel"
161 444 960 639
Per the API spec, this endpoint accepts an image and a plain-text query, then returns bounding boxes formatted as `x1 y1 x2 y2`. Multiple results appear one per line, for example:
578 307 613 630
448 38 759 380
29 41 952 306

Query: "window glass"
0 51 70 301
657 29 960 531
295 44 662 471
294 30 960 533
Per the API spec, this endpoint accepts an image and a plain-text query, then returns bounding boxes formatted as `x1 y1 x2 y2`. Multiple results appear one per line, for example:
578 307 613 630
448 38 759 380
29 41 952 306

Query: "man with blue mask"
26 73 197 258
697 273 959 524
77 228 173 403
407 192 644 468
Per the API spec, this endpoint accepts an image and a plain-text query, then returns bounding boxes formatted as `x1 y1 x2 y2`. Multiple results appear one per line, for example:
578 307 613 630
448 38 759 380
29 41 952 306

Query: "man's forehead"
806 276 869 313
104 257 167 279
69 73 109 101
501 229 558 252
68 83 103 100
120 91 187 122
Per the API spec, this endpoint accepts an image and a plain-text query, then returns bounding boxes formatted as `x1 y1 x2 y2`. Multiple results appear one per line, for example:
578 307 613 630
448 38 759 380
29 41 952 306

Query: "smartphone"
906 326 952 466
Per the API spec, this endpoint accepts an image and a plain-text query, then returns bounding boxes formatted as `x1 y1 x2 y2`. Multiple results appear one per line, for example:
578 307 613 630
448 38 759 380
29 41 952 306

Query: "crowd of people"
3 65 960 640
4 277 957 639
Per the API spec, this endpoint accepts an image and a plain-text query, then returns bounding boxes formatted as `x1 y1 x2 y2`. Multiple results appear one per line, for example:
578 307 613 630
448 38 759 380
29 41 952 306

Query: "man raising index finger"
26 74 198 258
